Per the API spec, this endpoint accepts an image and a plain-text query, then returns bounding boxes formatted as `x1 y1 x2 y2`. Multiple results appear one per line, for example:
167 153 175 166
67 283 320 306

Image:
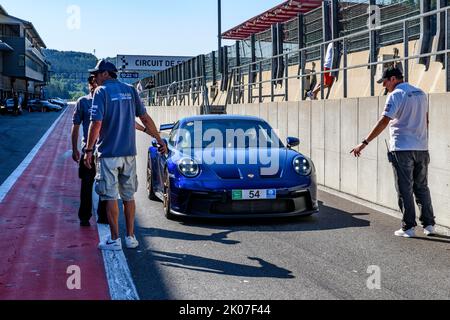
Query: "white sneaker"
306 91 314 100
423 225 436 236
98 236 122 251
394 228 415 238
125 235 139 249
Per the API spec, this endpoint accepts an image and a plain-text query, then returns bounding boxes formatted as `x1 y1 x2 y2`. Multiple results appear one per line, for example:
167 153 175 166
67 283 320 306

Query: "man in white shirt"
307 42 335 100
350 67 436 238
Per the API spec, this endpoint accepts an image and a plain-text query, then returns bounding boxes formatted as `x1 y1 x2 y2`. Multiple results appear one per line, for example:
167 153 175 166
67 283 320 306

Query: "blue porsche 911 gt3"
146 115 319 219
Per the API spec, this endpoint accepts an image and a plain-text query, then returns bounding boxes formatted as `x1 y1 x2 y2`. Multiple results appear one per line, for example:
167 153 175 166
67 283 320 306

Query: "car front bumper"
169 187 319 219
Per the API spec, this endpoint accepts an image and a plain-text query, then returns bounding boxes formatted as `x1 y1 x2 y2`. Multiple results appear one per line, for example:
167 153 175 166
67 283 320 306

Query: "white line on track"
92 182 140 300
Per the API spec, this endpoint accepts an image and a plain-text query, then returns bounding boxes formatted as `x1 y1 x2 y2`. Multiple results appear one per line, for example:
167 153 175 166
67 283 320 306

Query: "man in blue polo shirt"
71 75 108 227
350 67 436 238
84 60 167 251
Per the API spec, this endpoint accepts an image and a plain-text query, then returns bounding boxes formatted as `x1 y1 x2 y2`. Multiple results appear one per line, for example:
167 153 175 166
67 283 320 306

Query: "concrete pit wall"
147 94 450 230
228 95 450 230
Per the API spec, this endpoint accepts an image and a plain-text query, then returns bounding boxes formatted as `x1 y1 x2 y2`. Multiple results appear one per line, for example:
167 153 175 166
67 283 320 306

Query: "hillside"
43 49 115 100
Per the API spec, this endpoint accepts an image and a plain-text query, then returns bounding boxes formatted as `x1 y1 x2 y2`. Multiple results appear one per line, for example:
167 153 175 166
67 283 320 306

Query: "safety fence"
143 1 448 107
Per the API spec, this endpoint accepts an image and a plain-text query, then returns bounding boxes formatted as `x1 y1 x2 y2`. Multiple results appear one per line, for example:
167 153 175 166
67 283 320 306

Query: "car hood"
180 148 292 179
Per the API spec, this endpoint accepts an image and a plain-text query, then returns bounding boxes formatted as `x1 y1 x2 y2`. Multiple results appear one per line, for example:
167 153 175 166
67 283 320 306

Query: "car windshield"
172 119 283 150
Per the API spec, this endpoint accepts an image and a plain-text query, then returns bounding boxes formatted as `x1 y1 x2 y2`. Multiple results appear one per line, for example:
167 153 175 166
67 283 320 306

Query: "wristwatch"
85 149 94 153
362 139 369 146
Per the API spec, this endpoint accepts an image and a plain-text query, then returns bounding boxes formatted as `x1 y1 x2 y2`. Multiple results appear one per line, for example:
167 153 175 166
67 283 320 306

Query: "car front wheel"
163 168 175 220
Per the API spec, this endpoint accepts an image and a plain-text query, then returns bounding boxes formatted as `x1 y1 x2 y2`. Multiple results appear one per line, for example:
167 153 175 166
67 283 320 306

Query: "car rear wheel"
146 159 159 201
163 168 175 220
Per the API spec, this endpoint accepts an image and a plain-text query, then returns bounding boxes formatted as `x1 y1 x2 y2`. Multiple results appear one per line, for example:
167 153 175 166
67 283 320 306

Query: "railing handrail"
235 49 450 89
231 6 450 71
148 5 450 106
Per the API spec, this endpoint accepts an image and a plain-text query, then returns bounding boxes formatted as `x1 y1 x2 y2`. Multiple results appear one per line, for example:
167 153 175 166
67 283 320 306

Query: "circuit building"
0 5 49 100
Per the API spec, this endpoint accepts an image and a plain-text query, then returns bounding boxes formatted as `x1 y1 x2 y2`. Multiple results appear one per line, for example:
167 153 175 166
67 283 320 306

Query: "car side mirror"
287 137 300 149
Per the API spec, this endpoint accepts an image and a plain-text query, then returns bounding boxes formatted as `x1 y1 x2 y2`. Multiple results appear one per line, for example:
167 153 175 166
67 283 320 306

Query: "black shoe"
97 219 109 225
80 220 91 227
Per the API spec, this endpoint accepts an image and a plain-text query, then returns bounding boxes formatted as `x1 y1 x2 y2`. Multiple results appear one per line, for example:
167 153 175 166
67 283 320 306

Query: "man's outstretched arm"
350 116 391 157
139 113 168 154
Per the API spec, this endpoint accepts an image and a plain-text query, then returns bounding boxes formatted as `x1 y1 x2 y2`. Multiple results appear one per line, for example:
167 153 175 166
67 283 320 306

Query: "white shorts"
95 156 138 201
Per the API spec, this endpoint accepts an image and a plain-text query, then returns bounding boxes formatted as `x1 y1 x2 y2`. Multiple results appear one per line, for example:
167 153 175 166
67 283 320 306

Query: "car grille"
211 199 296 215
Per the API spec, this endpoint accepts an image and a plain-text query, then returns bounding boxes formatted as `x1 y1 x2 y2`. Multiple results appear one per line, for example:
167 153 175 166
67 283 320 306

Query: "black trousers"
78 155 108 222
390 151 436 230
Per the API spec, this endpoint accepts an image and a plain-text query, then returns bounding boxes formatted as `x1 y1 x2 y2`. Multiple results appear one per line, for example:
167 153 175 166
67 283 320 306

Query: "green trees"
43 49 99 100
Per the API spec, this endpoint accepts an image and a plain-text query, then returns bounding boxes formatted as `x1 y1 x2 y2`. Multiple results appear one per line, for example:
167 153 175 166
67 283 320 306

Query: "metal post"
322 1 331 42
248 63 252 103
271 74 274 103
403 20 409 83
236 41 241 67
369 0 376 96
320 44 325 100
300 50 306 101
322 0 330 100
223 46 228 92
271 24 278 85
233 67 237 104
218 0 222 74
191 58 195 104
446 9 450 91
201 55 209 110
251 34 256 84
435 0 447 65
212 51 216 85
298 14 304 70
285 53 289 101
370 29 376 97
331 0 339 39
343 40 348 98
331 0 340 79
236 41 241 104
419 0 432 69
277 22 285 82
259 61 263 103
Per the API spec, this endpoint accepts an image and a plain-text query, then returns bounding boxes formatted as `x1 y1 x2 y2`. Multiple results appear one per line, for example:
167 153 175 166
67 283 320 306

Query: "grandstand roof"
221 0 322 40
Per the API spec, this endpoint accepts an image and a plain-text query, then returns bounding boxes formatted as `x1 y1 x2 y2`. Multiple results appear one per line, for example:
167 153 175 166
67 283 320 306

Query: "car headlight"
178 158 200 178
293 156 312 176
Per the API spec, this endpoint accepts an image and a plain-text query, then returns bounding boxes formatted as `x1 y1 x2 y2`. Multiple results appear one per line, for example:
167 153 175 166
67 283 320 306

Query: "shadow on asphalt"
175 201 371 232
148 251 295 279
412 234 450 244
137 227 240 245
125 200 370 299
134 201 370 246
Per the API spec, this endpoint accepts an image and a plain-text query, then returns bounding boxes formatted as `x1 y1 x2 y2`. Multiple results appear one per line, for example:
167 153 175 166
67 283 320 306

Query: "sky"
1 0 283 59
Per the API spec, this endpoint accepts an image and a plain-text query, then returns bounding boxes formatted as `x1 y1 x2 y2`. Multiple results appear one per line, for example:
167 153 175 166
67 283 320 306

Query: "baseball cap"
89 59 118 74
377 66 403 84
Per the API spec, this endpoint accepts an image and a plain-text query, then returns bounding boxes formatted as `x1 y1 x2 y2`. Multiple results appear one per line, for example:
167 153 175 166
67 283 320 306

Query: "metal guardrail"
147 6 450 107
228 5 450 102
143 76 205 107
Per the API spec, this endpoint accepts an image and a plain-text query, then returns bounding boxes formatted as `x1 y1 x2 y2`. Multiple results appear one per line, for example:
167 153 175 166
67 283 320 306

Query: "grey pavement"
2 113 449 300
0 109 63 185
113 131 450 300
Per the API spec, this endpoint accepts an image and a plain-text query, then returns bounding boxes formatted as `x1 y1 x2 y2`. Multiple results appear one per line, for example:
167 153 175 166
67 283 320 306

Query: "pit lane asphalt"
3 110 448 300
115 131 450 300
0 110 62 185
